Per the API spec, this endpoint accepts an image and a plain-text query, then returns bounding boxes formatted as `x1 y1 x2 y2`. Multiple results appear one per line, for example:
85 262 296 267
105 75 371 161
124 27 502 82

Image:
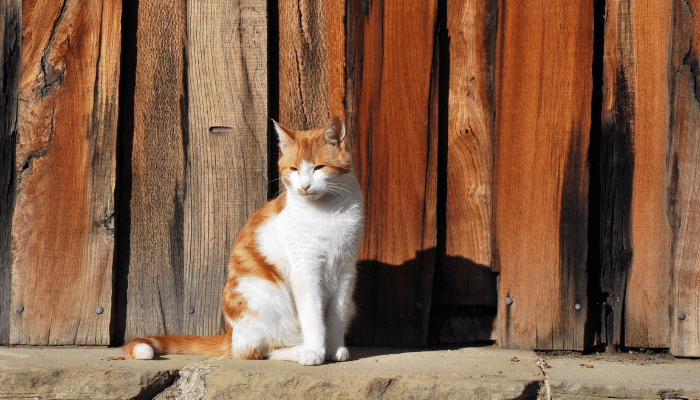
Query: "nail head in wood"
678 311 687 320
15 304 24 313
575 303 582 311
504 297 513 306
189 307 195 314
95 306 104 314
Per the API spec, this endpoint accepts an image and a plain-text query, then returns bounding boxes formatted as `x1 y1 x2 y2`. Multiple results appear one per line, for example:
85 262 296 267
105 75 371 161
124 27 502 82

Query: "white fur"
133 343 155 360
241 159 363 365
226 276 302 357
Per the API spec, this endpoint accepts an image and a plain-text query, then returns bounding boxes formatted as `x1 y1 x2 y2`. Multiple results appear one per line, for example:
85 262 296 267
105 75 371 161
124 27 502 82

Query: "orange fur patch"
221 194 286 324
278 127 352 176
123 331 232 359
221 276 250 322
227 195 285 284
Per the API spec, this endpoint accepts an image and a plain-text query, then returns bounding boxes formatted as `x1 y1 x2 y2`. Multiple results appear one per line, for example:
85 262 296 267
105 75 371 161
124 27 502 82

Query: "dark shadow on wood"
428 256 497 345
598 37 635 352
111 0 139 347
0 0 21 345
267 0 280 200
585 0 606 353
349 251 496 347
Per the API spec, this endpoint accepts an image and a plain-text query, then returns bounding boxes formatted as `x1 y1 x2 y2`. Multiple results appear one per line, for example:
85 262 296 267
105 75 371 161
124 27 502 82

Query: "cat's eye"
314 165 325 171
290 167 298 172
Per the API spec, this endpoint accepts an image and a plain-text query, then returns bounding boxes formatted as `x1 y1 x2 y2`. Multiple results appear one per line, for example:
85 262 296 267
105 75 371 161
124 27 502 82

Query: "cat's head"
274 116 352 200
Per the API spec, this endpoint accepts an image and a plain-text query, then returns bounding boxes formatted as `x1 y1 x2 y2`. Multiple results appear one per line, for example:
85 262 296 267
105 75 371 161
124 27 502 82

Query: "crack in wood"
39 0 69 98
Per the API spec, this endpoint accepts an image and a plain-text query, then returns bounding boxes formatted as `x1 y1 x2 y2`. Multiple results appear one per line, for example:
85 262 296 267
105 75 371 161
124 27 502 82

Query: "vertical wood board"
348 0 439 346
598 0 636 349
11 0 120 345
279 0 330 129
278 0 346 128
0 0 21 345
494 0 592 350
669 0 700 357
184 0 268 335
430 0 498 344
605 0 673 349
125 0 187 340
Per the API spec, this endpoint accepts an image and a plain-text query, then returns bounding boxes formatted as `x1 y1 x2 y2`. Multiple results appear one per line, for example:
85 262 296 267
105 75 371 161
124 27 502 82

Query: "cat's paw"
298 348 325 366
333 347 350 362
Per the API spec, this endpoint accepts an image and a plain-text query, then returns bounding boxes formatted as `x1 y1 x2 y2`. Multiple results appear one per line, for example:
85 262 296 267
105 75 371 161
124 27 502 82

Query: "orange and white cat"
123 116 363 366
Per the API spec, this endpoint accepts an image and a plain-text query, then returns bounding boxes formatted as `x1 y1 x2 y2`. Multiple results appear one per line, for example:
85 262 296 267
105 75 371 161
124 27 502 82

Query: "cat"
123 116 364 366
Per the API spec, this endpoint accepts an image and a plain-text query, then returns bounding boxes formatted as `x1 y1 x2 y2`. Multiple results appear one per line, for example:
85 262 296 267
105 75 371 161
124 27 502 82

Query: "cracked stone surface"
2 345 700 399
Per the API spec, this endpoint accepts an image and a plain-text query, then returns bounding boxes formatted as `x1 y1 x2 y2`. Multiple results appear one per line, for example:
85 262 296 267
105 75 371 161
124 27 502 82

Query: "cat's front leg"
290 264 326 366
326 268 356 362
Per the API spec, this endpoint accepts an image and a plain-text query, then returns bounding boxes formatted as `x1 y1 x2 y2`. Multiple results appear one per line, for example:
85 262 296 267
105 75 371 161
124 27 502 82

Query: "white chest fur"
256 175 364 279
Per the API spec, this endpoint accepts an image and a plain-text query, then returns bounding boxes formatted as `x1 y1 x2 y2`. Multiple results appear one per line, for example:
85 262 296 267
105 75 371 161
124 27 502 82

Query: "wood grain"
11 0 120 344
279 0 336 129
184 0 268 336
124 0 187 340
669 0 700 357
601 0 673 349
623 0 673 350
494 0 592 350
0 0 21 345
348 0 439 346
430 0 497 343
598 0 636 349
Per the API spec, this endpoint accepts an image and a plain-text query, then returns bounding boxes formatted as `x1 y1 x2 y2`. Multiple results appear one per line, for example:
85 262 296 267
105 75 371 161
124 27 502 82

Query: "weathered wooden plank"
347 0 438 346
494 0 592 350
279 0 329 129
601 0 673 349
0 0 21 345
184 0 268 336
623 0 673 350
430 0 497 344
11 0 120 345
669 0 700 357
327 0 346 121
124 0 187 341
278 0 346 128
598 0 636 350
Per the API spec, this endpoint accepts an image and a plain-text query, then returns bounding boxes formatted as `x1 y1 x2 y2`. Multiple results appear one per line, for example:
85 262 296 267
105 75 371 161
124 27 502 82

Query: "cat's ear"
273 120 295 152
324 116 346 147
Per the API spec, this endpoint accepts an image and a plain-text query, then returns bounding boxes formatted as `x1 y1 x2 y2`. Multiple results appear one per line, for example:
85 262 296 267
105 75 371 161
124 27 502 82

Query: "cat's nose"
300 184 311 192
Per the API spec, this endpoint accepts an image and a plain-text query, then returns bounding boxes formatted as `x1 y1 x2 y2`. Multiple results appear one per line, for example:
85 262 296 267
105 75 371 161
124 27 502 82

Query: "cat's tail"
123 332 232 360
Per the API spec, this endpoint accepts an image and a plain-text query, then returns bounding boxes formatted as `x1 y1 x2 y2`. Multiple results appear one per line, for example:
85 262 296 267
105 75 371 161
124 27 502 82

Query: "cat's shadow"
347 251 498 350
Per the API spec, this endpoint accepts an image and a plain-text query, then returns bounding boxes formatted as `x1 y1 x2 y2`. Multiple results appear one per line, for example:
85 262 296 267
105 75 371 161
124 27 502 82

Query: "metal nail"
15 304 24 313
95 306 104 315
575 304 582 311
189 308 195 314
504 297 513 306
678 311 687 320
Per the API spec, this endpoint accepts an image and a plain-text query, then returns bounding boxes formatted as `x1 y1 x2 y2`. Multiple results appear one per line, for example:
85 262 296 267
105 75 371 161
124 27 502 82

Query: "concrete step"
1 345 699 399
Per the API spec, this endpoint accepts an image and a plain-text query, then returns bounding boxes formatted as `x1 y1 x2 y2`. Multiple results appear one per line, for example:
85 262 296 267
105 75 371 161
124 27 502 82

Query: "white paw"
334 347 350 362
298 348 325 366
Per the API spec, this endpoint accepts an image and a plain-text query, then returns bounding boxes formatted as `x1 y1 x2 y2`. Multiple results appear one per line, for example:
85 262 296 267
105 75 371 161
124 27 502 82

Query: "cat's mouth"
298 190 324 200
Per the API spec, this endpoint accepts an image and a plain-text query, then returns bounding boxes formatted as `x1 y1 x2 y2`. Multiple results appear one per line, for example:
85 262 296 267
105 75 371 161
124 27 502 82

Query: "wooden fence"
1 0 699 357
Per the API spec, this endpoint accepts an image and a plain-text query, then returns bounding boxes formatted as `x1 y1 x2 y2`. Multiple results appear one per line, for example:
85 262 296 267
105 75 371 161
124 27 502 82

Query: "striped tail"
123 332 232 360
